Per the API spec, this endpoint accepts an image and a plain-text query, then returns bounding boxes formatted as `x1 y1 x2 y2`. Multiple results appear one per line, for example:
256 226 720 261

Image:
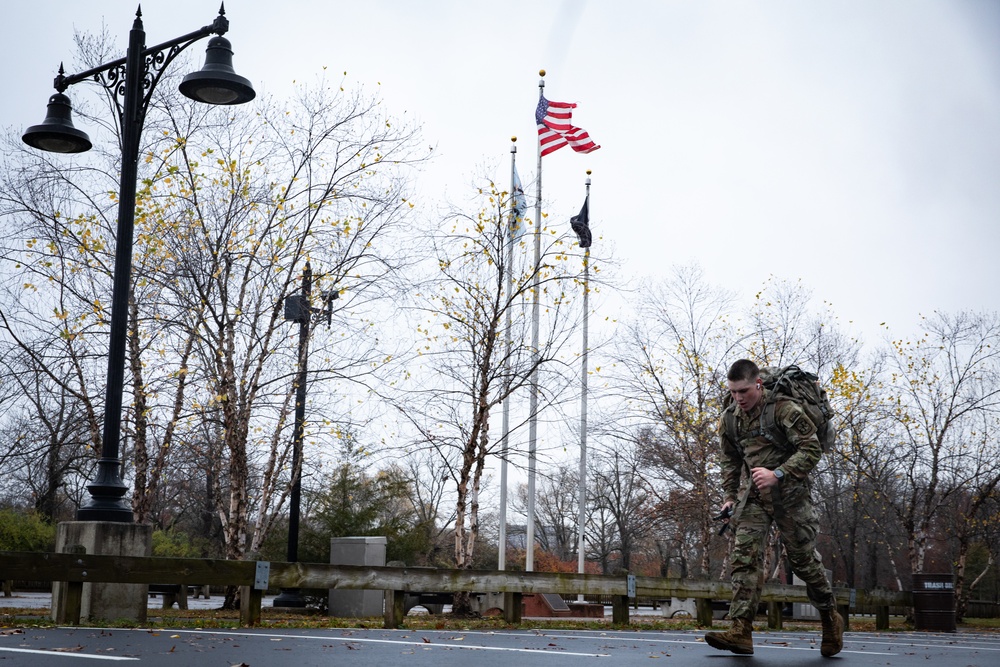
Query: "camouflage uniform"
720 389 835 620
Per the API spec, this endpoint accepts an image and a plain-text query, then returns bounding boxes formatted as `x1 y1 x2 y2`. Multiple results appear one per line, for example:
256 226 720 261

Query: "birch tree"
127 77 426 568
401 177 584 613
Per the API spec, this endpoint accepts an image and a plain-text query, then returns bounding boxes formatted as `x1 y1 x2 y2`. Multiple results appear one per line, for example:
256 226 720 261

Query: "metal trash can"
912 573 956 632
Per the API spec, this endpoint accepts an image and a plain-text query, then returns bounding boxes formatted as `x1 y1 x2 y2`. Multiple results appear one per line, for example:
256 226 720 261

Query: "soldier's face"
728 378 763 412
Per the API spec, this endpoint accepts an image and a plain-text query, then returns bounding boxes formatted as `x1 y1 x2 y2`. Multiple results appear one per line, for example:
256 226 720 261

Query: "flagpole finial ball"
586 170 592 175
511 136 517 143
539 69 546 77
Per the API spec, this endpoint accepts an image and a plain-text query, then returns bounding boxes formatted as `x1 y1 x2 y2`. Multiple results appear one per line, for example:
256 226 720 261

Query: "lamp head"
179 35 255 105
22 92 92 154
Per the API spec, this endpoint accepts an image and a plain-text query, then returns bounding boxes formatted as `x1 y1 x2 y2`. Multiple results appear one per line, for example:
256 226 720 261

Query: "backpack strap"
722 405 739 449
759 400 791 450
725 400 788 449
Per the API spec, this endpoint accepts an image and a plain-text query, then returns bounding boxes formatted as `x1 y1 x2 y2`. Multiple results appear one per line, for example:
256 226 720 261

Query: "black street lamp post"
273 262 336 608
22 4 255 522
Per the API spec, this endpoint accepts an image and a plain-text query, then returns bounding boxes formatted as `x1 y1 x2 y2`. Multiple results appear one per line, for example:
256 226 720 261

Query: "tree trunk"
954 540 969 622
451 432 479 616
129 293 150 522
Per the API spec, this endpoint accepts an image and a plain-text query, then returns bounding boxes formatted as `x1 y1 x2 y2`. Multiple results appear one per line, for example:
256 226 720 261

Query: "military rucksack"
722 365 837 453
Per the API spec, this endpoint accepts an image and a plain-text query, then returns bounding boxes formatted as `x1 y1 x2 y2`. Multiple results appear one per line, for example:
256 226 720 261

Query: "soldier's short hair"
728 359 760 383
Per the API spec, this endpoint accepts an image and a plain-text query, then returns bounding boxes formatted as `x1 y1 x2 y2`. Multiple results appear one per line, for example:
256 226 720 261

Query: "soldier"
705 359 843 657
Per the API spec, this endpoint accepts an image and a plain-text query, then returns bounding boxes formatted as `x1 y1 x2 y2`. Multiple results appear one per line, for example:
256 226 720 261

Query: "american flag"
535 96 600 157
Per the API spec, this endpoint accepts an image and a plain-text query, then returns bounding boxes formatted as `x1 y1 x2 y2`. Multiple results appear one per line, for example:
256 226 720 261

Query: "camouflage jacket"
719 388 823 506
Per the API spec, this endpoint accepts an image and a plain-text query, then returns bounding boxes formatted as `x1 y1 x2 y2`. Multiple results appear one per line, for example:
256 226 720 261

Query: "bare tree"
589 442 654 574
513 464 580 561
880 311 1000 578
820 356 900 588
1 44 428 590
141 78 427 573
403 450 455 565
606 265 741 575
0 345 90 518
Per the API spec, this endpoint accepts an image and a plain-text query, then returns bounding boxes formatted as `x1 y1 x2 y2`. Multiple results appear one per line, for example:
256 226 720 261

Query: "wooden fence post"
767 601 783 629
239 586 262 627
503 592 523 624
54 544 87 625
696 598 714 627
383 590 406 629
59 581 83 625
876 604 889 631
838 602 851 631
611 596 629 625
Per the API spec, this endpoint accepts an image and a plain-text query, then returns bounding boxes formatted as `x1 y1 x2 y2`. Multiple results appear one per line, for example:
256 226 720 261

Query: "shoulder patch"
793 415 814 436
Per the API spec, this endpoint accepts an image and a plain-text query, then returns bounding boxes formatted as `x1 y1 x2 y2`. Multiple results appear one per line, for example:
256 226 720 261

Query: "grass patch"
961 617 1000 631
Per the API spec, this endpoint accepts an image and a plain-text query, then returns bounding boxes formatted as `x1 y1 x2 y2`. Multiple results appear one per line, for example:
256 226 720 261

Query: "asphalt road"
1 626 998 666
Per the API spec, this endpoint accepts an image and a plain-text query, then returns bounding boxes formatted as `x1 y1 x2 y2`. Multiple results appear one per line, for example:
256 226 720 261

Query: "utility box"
284 294 310 323
328 536 386 618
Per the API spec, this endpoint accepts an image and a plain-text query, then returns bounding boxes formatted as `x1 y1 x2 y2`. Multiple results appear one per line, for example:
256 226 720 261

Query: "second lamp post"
273 262 337 608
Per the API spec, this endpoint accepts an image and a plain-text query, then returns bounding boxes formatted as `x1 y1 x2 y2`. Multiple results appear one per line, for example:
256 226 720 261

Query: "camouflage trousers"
728 489 834 620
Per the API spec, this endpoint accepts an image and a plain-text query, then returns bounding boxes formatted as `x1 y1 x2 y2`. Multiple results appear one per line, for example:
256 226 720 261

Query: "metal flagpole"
498 137 519 571
577 171 592 596
526 72 545 572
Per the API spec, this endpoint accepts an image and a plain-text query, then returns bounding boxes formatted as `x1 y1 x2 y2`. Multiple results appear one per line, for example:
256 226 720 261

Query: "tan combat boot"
820 609 844 657
705 617 754 655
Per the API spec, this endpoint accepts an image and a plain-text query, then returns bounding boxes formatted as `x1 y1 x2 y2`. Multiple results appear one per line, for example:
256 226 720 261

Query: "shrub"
151 529 212 558
0 508 56 552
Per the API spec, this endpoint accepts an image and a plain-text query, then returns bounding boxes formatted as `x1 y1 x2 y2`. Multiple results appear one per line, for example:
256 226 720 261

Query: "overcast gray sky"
5 0 999 342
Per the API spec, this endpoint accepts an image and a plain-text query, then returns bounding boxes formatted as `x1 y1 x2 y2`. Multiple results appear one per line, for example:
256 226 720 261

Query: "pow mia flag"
570 195 591 248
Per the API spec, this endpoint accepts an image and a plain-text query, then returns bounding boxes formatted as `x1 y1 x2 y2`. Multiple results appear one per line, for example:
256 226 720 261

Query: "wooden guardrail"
0 550 907 629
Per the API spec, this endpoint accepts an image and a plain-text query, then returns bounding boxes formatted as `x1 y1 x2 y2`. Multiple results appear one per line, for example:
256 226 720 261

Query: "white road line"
164 628 612 658
0 647 139 661
454 629 895 656
837 639 1000 652
551 633 895 656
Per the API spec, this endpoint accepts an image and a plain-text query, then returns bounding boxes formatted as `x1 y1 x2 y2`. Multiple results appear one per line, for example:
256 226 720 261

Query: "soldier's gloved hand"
713 501 735 535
